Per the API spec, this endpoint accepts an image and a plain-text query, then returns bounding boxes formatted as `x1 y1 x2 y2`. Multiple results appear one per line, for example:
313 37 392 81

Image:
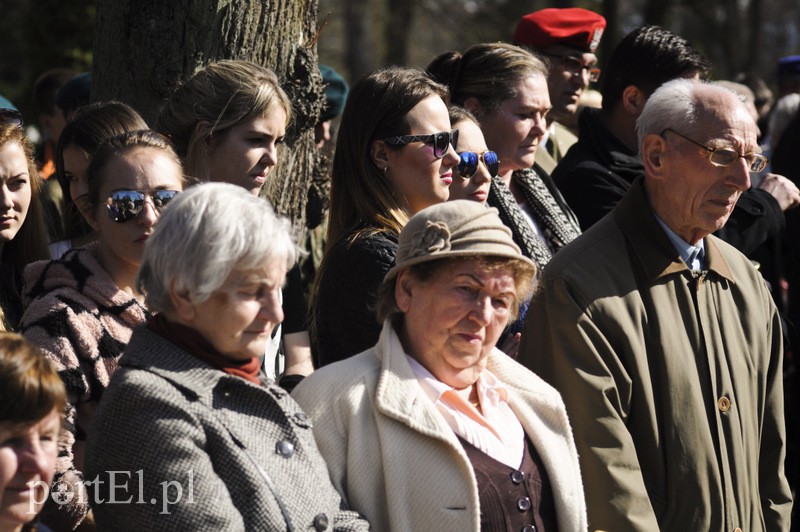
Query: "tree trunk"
742 0 763 75
600 0 620 65
644 0 671 26
344 0 374 80
384 0 415 66
91 0 323 229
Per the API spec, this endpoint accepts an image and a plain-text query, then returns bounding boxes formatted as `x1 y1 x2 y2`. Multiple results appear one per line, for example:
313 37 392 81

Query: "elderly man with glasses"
518 79 793 531
513 7 606 175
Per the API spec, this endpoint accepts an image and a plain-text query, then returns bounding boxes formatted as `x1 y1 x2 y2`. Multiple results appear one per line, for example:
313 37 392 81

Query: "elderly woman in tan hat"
292 199 586 531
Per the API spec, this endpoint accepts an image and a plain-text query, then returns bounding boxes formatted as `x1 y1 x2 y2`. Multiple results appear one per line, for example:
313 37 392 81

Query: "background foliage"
1 0 799 120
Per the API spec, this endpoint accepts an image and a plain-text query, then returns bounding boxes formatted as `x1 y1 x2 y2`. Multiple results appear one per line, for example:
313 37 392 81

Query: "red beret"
514 8 606 53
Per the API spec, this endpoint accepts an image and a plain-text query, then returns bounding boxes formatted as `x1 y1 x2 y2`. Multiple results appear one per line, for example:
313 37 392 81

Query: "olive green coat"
518 178 792 531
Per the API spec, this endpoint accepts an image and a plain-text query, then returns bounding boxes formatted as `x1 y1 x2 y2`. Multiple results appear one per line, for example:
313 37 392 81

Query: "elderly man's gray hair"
136 182 298 313
635 79 746 150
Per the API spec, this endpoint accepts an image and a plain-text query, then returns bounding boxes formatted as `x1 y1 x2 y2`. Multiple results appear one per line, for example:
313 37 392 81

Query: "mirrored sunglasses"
383 129 459 159
456 151 500 178
106 189 180 223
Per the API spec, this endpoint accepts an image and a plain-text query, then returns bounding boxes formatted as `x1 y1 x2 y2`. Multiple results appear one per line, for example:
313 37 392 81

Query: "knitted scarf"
488 167 581 270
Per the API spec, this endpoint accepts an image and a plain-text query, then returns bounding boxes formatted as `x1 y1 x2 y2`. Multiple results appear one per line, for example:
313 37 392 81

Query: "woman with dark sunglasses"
0 119 50 332
311 67 459 367
19 130 186 530
447 105 497 205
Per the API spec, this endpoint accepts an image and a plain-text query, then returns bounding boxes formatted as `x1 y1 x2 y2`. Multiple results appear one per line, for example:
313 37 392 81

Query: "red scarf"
148 314 262 385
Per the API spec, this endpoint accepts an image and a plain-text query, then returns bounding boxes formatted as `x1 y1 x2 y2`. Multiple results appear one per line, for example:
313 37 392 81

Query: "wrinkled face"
397 260 516 389
91 147 185 272
449 119 493 204
62 145 92 221
383 95 458 214
0 410 60 530
0 141 32 245
648 94 758 245
188 264 286 362
541 44 598 122
207 110 288 196
478 75 550 176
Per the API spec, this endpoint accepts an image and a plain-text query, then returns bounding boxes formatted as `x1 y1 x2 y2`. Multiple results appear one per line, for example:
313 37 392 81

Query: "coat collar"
614 177 735 284
120 325 270 403
372 319 566 437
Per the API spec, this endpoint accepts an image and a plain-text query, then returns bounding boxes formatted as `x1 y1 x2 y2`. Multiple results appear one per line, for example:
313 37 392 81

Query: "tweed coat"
292 319 587 531
518 178 793 531
19 243 150 529
84 325 370 531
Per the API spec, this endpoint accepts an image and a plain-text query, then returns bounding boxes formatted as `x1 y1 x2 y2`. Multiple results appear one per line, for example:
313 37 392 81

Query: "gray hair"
636 79 745 150
136 182 298 313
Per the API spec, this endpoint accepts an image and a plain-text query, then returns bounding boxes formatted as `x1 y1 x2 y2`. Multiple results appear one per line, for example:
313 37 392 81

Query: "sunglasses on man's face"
105 189 180 223
456 151 500 179
382 129 459 159
0 108 23 128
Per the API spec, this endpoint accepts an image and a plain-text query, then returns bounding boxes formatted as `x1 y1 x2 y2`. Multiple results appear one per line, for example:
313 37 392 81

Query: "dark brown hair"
56 101 149 239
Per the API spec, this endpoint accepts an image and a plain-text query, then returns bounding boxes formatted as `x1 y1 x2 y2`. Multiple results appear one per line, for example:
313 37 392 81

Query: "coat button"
313 513 329 531
733 528 742 532
276 440 294 458
517 496 531 511
718 396 731 412
522 526 536 532
510 470 525 484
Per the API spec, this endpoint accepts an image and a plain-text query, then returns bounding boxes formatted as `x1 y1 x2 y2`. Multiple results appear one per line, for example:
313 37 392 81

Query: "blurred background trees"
1 0 798 133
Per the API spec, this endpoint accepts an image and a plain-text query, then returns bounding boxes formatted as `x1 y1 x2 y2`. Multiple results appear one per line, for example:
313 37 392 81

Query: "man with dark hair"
553 26 799 258
513 7 606 175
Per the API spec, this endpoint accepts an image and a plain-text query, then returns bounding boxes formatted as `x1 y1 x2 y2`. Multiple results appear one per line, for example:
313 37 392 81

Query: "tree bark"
91 0 323 228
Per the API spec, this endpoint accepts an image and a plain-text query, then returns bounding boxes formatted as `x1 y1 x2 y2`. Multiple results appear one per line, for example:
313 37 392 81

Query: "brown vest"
459 436 559 532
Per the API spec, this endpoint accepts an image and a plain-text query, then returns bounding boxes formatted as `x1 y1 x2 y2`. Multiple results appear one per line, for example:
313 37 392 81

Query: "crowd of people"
0 6 798 532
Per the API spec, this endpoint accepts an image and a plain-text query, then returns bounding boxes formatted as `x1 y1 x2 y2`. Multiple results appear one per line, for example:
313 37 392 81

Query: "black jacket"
312 229 397 367
553 107 784 256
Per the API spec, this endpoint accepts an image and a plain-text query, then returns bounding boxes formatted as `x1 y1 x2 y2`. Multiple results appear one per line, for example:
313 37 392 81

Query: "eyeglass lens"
433 130 458 158
710 149 767 172
561 56 600 82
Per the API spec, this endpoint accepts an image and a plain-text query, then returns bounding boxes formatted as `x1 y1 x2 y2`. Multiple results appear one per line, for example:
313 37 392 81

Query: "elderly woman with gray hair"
293 200 586 531
84 183 369 530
